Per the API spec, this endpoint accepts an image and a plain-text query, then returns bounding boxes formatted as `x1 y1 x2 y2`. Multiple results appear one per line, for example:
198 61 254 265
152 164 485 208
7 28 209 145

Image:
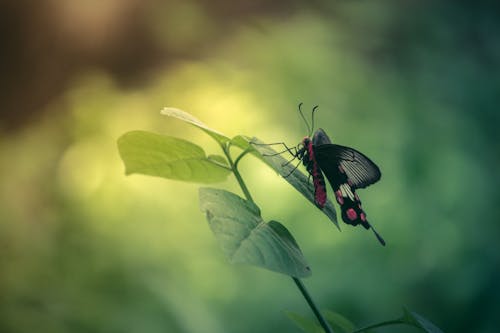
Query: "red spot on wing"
346 208 357 221
360 212 367 222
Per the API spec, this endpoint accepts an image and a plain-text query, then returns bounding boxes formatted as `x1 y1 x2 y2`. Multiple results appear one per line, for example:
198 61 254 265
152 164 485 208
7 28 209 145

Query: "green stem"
223 145 254 203
293 278 334 333
222 143 334 333
234 148 251 168
350 319 403 333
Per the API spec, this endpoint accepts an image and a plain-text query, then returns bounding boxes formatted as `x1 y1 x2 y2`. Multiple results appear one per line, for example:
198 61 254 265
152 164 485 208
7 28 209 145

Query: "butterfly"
296 126 385 245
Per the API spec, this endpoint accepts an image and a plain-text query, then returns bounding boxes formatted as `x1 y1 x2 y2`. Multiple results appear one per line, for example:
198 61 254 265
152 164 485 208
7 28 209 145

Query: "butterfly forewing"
314 144 381 189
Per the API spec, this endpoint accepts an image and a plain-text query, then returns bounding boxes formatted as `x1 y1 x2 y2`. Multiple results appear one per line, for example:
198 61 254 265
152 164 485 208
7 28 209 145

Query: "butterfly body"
297 128 385 245
297 136 327 208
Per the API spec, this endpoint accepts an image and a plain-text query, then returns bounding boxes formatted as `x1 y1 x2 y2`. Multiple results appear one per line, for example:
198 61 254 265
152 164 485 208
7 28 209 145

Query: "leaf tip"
160 107 177 115
301 266 312 278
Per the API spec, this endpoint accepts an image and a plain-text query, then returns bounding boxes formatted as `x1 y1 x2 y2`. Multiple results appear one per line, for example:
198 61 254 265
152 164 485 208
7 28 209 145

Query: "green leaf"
285 312 322 333
207 154 229 166
323 310 356 333
236 136 338 228
199 188 311 278
402 308 444 333
161 107 230 144
117 130 231 183
231 135 262 156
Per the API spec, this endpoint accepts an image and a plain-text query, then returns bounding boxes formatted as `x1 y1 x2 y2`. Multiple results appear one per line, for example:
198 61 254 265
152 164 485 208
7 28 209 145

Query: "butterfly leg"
251 141 298 157
283 159 302 178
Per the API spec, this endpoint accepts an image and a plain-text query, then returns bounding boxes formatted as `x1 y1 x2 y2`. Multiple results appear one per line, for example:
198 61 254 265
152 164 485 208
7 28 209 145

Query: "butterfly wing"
314 144 381 189
314 143 385 245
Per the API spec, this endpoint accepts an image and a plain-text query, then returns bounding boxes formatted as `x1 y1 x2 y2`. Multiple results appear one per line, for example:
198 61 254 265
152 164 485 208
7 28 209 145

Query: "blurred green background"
1 1 499 332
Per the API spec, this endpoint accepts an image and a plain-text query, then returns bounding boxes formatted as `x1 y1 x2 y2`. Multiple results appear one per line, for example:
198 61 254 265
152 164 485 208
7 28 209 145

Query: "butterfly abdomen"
301 138 327 208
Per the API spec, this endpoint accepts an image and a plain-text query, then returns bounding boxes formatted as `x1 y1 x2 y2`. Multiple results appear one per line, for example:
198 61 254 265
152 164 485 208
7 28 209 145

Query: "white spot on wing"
340 183 355 201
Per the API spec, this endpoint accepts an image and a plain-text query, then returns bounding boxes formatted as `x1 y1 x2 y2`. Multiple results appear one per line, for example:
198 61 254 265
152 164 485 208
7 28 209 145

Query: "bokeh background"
1 1 499 332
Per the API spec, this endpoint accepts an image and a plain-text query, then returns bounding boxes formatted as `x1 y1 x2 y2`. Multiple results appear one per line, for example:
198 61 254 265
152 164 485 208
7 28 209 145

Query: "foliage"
117 108 444 333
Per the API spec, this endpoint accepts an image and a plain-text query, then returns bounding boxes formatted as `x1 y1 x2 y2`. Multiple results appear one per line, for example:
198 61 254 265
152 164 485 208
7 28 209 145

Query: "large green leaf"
199 187 311 278
232 135 338 228
161 107 230 145
117 130 231 183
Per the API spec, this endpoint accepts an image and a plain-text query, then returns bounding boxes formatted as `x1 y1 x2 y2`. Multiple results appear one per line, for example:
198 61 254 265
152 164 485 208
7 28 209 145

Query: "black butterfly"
297 126 385 245
263 104 384 245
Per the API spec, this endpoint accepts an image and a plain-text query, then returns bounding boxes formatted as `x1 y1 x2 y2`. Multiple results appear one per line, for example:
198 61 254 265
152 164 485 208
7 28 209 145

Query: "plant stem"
293 278 334 333
350 319 403 333
223 145 254 203
223 144 334 333
233 148 251 168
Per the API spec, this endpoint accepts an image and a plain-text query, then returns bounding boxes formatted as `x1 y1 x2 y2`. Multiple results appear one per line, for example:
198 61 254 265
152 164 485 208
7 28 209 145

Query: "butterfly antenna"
311 105 319 137
298 102 311 136
369 224 386 246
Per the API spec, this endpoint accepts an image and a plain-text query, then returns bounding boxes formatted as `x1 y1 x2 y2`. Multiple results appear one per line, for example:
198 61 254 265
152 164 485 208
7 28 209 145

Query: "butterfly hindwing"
314 144 381 189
